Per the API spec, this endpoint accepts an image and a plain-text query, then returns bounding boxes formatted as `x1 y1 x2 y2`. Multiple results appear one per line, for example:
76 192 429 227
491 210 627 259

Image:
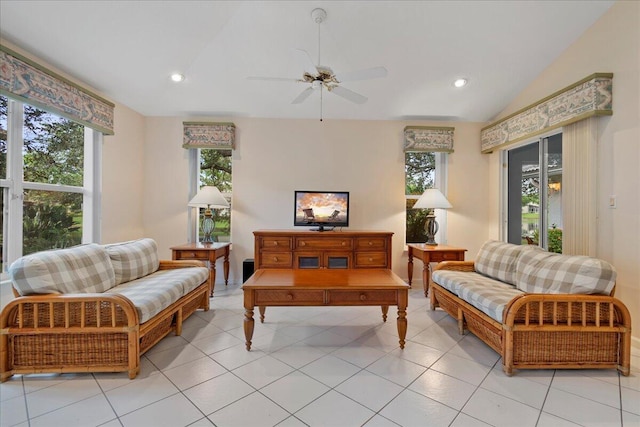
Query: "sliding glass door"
505 133 563 253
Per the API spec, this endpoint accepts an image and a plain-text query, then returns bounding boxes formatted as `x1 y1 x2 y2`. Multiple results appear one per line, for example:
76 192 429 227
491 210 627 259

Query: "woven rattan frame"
431 261 632 376
1 260 209 382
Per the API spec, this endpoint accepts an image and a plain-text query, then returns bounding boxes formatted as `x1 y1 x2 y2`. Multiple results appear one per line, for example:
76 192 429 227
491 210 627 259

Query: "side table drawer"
254 289 324 305
429 251 464 262
259 252 293 268
174 250 209 260
354 252 388 268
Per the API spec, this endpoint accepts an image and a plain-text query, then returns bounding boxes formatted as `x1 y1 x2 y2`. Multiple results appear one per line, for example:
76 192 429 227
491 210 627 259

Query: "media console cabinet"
253 230 393 271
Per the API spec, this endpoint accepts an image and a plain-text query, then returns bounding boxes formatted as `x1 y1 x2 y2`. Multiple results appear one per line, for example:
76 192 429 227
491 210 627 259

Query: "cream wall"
101 103 146 243
486 0 640 342
142 117 489 284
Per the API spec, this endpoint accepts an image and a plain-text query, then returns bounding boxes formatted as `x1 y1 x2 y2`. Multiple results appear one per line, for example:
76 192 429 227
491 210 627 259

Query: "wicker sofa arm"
1 293 140 330
502 293 632 376
158 260 207 270
433 261 476 273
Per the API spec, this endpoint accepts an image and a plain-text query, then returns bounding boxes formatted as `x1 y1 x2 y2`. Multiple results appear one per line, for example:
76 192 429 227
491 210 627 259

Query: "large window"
405 151 447 243
505 133 562 252
189 149 232 242
1 95 100 272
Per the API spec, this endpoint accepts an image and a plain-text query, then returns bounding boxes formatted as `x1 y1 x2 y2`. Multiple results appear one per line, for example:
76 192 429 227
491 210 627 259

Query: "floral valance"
0 45 115 135
403 126 454 153
480 73 613 153
183 122 235 150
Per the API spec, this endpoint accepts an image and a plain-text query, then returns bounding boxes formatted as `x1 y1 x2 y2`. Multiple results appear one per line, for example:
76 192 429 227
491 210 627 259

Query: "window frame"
1 96 101 275
405 151 449 245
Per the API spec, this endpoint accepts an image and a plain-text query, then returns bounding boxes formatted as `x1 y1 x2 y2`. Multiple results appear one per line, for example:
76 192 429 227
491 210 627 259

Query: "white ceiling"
0 1 614 122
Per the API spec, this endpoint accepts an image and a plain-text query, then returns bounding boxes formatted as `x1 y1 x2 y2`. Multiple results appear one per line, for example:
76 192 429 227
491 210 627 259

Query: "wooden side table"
170 242 231 296
407 244 466 296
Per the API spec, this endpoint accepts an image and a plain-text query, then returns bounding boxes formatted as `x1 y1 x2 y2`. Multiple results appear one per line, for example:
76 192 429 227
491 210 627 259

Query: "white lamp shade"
413 188 452 210
188 186 229 208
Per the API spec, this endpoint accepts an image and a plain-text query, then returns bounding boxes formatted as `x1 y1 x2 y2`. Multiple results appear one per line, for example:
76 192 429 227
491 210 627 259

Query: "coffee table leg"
259 306 266 323
381 305 389 322
397 307 407 349
244 308 254 351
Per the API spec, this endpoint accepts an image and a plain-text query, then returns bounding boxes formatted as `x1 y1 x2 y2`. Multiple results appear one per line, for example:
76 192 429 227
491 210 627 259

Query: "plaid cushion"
107 267 209 323
515 250 617 295
104 238 160 285
474 240 542 285
9 244 116 296
432 270 502 296
457 281 524 323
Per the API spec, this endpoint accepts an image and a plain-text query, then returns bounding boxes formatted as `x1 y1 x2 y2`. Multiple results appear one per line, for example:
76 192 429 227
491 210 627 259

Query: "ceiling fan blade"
330 85 368 104
292 87 315 104
334 66 388 83
247 76 301 82
293 49 319 77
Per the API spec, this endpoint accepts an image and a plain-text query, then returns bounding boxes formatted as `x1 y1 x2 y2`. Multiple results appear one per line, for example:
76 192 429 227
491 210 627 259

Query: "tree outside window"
199 149 232 241
405 151 435 243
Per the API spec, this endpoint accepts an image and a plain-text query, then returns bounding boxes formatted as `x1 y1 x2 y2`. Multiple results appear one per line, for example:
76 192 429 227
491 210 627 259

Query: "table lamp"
413 188 452 246
188 186 229 242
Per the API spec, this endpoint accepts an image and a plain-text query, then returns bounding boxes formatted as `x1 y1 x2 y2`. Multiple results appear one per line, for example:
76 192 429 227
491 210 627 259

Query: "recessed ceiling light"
170 73 185 82
454 78 468 88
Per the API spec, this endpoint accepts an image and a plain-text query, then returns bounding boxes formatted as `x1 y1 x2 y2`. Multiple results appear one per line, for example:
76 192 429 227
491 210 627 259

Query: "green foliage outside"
199 149 232 241
533 226 563 254
0 96 84 260
405 152 435 243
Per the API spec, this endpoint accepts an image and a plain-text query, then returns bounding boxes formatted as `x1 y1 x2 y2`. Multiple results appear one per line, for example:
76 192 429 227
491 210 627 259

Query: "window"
189 148 232 242
504 133 562 253
1 95 100 272
405 151 447 243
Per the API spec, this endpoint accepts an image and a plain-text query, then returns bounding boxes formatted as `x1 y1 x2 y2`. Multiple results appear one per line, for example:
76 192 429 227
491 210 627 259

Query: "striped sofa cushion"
515 250 616 295
474 240 542 285
432 270 502 296
9 244 116 296
457 281 524 323
104 238 160 285
107 267 208 323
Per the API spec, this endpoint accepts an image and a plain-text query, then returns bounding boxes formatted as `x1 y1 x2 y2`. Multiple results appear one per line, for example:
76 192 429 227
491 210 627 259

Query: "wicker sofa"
430 240 631 376
1 238 210 382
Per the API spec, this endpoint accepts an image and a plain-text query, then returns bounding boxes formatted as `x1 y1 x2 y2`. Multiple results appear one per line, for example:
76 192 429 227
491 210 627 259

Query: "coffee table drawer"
328 289 398 304
254 289 324 304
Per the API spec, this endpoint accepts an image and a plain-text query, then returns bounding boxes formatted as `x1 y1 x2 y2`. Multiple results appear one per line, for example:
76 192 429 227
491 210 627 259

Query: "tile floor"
1 283 639 427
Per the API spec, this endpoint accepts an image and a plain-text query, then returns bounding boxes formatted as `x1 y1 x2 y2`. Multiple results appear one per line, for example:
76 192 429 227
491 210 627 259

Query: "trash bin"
243 259 255 283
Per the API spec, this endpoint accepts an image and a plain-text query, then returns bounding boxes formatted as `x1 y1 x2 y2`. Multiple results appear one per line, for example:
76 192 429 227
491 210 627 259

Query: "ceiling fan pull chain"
320 86 323 122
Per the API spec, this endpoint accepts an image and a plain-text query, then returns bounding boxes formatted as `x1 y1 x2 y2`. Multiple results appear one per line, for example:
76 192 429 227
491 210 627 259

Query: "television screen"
294 191 349 231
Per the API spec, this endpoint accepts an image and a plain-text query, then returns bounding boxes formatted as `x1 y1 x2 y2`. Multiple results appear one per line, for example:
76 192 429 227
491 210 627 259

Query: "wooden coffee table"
242 269 409 350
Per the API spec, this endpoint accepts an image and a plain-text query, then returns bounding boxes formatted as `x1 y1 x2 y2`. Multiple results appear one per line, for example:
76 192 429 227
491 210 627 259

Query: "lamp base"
424 214 439 246
201 210 216 243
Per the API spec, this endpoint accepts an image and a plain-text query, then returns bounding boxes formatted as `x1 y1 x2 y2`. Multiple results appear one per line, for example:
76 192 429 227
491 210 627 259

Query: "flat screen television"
294 190 349 231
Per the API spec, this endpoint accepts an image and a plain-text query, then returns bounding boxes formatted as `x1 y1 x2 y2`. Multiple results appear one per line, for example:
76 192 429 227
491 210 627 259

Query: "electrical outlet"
609 195 617 209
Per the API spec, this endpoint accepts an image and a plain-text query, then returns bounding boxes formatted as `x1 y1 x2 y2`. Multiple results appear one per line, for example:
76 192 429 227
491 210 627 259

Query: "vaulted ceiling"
0 1 614 122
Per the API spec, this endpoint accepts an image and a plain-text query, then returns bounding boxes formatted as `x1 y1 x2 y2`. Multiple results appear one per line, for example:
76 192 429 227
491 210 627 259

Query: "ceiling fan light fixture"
453 78 468 88
170 73 185 82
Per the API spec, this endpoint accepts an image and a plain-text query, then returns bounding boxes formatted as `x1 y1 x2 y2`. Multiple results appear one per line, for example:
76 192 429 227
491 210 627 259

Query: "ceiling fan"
247 8 388 120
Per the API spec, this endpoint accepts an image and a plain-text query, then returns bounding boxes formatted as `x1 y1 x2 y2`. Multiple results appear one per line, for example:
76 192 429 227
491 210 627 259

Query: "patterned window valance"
403 126 454 153
480 73 613 153
0 45 115 135
183 122 235 150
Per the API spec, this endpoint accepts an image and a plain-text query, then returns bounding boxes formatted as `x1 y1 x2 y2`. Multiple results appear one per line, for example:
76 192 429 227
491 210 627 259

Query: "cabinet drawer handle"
287 293 294 301
341 241 346 246
369 257 373 262
359 294 367 301
368 241 373 246
300 241 306 246
273 241 279 246
273 256 278 262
